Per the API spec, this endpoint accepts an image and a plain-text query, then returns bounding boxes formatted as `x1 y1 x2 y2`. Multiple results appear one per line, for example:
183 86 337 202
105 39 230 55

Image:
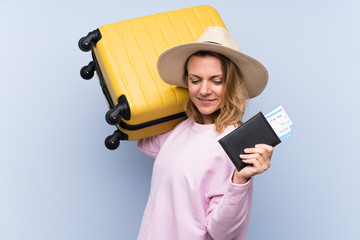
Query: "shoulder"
136 119 191 157
216 124 237 140
173 118 193 130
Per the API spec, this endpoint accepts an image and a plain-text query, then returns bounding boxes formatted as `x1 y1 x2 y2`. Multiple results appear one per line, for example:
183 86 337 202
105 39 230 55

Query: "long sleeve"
205 178 253 240
136 130 173 158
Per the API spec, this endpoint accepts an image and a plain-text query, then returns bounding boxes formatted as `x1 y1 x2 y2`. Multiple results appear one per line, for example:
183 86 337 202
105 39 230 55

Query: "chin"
199 108 221 117
199 109 217 116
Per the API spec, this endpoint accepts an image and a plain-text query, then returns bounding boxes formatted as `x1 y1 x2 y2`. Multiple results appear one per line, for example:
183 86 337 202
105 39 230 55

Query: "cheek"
214 86 224 98
187 84 198 97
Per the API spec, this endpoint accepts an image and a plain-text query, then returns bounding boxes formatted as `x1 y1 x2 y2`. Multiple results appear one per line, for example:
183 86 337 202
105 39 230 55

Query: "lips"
197 98 216 104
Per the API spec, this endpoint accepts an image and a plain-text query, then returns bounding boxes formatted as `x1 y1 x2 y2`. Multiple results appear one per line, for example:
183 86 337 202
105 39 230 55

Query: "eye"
189 77 201 84
212 77 223 85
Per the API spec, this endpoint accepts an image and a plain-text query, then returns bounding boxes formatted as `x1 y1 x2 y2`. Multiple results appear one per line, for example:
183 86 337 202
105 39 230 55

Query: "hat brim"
157 42 268 98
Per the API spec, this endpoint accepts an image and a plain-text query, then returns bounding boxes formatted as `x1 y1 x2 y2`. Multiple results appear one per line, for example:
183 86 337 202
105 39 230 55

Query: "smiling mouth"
198 98 215 102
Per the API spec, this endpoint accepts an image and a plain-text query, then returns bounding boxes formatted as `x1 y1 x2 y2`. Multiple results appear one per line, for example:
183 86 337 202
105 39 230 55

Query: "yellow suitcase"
78 5 226 149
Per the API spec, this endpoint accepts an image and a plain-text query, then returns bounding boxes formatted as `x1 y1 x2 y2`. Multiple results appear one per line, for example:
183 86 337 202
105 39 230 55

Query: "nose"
199 81 211 96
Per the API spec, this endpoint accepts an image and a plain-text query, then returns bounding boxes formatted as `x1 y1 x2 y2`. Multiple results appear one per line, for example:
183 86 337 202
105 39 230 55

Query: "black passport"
218 112 281 171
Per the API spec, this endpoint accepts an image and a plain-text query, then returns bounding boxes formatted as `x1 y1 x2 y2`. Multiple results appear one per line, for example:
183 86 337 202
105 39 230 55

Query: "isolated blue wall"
1 0 359 239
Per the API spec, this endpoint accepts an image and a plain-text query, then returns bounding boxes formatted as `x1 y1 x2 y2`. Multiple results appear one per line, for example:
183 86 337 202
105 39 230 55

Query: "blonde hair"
183 51 248 133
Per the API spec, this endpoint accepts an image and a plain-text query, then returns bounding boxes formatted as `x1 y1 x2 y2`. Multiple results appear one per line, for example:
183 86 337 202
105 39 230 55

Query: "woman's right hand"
232 144 273 184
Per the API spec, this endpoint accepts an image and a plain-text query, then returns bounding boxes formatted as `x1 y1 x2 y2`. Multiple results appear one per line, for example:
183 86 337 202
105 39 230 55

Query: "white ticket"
264 105 295 141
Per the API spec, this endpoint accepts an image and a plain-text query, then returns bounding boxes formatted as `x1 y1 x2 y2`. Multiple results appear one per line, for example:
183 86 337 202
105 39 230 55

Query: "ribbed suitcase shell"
94 5 226 140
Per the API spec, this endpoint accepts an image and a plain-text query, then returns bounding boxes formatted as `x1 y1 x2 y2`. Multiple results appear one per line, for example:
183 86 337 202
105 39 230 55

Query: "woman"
137 26 273 240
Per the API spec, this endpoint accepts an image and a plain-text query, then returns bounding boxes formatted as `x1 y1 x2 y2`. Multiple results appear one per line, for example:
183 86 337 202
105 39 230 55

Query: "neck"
200 109 220 124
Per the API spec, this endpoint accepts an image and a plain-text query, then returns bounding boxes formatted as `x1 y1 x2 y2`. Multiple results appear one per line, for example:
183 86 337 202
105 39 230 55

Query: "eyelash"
189 78 223 85
189 77 200 84
190 79 200 84
213 80 223 85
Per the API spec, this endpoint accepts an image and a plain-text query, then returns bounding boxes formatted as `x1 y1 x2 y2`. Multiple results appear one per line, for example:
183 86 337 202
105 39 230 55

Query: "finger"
241 158 265 175
241 151 271 171
245 145 273 158
255 144 273 151
240 150 267 166
240 153 263 160
242 156 270 173
255 144 274 157
243 148 267 161
241 151 265 165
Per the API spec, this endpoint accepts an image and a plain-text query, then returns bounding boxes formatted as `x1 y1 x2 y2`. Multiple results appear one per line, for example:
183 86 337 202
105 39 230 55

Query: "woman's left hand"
232 144 274 184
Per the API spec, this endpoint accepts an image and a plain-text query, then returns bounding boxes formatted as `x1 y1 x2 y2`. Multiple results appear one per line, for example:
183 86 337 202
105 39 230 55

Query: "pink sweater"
137 119 253 240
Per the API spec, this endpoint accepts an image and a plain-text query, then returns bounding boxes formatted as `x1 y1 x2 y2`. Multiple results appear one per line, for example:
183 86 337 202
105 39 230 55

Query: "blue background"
1 0 359 239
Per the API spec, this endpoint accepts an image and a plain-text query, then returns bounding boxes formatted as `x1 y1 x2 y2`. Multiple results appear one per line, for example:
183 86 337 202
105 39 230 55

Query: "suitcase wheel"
104 130 126 150
78 36 91 52
80 61 95 80
78 29 101 52
105 96 130 125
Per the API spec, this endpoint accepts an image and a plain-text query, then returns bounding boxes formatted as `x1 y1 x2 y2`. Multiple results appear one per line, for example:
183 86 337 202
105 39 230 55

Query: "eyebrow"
188 74 223 79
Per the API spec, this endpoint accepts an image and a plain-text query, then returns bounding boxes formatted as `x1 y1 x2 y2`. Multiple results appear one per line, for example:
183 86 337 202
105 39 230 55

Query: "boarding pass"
264 105 295 141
